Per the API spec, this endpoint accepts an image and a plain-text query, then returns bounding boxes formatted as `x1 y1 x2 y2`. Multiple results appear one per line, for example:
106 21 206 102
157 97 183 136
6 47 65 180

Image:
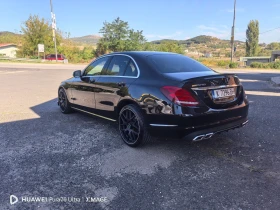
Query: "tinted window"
51 54 55 58
103 55 130 76
124 60 138 77
84 57 109 76
148 54 212 73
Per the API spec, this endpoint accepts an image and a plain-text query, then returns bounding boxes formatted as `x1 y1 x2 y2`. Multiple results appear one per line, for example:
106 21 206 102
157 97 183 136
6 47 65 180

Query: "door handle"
118 82 125 87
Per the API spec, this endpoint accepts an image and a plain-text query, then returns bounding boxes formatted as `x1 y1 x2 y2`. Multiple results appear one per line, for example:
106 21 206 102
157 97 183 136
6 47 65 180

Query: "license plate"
212 88 235 99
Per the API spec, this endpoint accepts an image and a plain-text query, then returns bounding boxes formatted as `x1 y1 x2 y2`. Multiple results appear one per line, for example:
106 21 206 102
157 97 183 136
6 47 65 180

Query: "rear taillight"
160 86 199 107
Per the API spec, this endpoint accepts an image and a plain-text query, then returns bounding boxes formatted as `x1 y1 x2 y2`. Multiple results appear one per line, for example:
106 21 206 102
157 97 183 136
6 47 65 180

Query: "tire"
118 104 151 147
58 88 72 114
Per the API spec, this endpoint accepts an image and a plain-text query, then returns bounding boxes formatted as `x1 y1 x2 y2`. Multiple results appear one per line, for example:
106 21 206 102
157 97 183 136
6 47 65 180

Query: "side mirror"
73 70 82 78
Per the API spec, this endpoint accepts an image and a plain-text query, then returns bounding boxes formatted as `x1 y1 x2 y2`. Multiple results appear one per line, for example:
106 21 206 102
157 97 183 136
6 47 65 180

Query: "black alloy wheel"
58 88 72 114
119 104 151 147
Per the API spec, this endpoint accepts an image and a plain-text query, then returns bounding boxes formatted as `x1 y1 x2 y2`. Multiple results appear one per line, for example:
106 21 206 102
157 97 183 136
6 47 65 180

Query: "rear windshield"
148 54 212 73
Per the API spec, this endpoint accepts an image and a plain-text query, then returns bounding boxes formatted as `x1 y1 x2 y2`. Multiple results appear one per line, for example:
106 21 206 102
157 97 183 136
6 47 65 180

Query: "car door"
70 56 111 110
94 55 139 119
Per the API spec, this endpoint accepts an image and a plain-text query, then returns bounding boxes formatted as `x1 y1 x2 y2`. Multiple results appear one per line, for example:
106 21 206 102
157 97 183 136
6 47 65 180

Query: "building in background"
0 44 18 58
240 56 271 66
240 50 280 66
271 50 280 62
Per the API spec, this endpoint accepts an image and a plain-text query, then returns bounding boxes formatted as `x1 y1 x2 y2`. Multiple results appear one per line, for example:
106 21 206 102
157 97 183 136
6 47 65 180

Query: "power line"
237 26 280 42
259 26 280 35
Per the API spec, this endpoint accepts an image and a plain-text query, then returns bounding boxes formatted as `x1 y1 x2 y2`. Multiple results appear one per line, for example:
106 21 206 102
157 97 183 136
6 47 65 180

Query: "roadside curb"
271 77 280 86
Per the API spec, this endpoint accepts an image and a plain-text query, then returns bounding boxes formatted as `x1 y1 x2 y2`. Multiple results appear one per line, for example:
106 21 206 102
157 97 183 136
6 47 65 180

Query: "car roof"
104 51 178 58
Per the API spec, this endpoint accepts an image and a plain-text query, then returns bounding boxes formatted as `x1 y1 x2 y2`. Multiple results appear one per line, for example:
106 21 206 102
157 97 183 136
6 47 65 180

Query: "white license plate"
212 88 235 99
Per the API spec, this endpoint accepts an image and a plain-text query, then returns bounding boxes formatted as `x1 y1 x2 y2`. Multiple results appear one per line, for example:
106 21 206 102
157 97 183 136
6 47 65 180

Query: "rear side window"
104 55 130 76
148 54 212 73
124 60 138 77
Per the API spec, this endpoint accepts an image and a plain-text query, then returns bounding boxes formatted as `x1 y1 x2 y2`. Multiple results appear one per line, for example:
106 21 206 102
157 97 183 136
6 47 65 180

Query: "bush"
217 60 231 67
271 62 280 69
250 62 280 69
250 62 261 68
229 62 238 68
30 55 39 59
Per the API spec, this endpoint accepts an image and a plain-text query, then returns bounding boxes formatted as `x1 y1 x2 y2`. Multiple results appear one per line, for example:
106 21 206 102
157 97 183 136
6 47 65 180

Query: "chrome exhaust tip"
193 135 205 141
242 120 249 126
204 133 214 139
193 133 214 142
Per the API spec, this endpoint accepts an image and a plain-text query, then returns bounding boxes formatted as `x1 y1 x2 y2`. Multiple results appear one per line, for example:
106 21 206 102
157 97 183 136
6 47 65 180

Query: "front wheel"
58 88 72 114
118 104 151 147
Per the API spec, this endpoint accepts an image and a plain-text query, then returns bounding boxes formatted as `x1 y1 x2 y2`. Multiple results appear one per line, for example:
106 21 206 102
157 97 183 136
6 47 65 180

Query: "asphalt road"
0 63 280 210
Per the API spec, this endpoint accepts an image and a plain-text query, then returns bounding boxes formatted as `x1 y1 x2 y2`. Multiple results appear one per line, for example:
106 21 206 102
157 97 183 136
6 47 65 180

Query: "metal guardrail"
0 57 41 62
0 57 67 63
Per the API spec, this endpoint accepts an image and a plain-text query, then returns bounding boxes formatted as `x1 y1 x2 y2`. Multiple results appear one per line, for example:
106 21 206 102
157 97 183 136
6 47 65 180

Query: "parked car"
58 52 249 147
46 54 65 61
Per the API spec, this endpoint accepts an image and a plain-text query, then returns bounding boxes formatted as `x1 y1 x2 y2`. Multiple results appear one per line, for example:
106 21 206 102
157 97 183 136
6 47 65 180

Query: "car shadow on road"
1 93 280 209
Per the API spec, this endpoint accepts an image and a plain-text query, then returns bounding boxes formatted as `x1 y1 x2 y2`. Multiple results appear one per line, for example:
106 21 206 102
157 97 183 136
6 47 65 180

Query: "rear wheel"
58 88 72 114
118 104 151 147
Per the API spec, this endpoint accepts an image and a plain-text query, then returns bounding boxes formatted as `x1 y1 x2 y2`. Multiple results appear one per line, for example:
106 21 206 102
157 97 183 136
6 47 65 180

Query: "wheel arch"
116 99 142 117
58 85 71 100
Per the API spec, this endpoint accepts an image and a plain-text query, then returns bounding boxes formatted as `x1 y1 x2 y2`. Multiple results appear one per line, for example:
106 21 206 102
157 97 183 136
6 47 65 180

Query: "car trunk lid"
164 72 244 109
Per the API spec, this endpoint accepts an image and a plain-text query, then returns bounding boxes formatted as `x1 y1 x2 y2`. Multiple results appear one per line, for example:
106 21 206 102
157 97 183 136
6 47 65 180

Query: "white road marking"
0 70 26 74
246 91 280 97
240 79 260 82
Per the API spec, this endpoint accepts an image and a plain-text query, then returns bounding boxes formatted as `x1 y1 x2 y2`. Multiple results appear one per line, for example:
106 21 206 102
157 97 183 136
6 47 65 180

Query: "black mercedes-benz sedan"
58 51 249 147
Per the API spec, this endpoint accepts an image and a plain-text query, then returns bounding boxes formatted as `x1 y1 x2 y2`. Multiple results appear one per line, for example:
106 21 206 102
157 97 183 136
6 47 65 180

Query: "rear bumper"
147 104 249 139
185 118 248 141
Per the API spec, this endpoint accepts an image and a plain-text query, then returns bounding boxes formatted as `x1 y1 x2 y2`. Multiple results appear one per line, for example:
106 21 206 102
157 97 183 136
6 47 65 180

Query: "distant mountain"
0 31 20 36
70 35 101 45
0 31 22 39
0 31 22 44
151 35 244 45
185 35 220 44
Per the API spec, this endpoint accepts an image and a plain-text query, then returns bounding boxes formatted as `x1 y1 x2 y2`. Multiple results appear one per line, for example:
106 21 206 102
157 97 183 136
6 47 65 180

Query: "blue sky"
1 0 280 43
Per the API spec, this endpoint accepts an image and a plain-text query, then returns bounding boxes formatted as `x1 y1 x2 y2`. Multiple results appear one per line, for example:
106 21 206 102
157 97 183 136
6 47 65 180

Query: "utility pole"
231 0 236 62
50 0 58 62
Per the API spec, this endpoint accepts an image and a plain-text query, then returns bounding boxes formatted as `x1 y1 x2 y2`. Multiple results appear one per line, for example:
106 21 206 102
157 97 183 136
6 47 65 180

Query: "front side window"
103 55 130 76
84 57 109 76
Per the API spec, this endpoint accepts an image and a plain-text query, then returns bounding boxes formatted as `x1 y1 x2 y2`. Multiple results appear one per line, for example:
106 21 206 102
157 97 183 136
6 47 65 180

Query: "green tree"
96 17 146 54
99 17 129 52
20 15 62 56
246 20 259 56
267 42 280 50
124 29 146 51
95 39 109 57
96 17 185 55
157 41 184 54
